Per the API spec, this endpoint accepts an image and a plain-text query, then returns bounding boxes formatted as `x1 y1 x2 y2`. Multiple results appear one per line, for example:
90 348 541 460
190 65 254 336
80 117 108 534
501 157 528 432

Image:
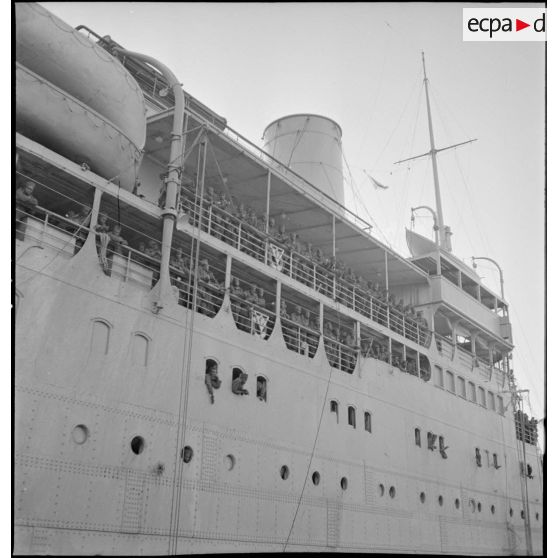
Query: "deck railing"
180 190 432 347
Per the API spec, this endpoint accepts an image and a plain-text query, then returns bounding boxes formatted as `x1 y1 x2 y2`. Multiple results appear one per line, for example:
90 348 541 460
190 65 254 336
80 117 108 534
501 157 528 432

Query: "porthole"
536 512 539 521
477 502 482 512
520 509 525 519
130 436 145 455
420 492 426 504
491 505 496 515
389 486 396 499
340 477 348 491
181 446 193 463
455 498 460 509
378 483 385 497
312 471 320 485
509 508 514 517
71 424 89 445
438 495 444 506
280 465 289 480
224 454 235 471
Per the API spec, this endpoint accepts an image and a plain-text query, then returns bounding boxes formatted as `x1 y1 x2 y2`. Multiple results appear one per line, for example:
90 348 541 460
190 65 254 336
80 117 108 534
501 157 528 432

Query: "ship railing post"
264 239 269 266
237 222 242 251
352 286 356 310
124 249 131 282
289 252 293 279
224 254 232 291
42 211 49 240
312 263 317 291
207 205 213 236
355 321 362 377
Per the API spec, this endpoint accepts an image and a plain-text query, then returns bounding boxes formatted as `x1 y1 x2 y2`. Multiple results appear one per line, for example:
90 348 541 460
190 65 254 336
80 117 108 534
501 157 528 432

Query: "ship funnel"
262 114 344 207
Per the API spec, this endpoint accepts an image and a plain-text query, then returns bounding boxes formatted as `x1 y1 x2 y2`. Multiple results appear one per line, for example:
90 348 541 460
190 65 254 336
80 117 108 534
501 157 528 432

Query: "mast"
394 52 477 253
421 51 447 249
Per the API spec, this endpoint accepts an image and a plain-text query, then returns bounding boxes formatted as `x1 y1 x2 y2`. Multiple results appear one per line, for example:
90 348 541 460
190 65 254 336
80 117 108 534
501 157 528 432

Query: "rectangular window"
497 395 505 415
457 376 466 398
330 400 339 423
478 387 486 407
435 365 444 387
445 371 455 393
348 406 356 428
468 381 477 403
364 412 372 433
487 391 495 411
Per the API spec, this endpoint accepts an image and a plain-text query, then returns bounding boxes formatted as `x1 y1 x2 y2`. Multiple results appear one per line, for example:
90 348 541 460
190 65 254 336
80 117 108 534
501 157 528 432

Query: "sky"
33 2 546 421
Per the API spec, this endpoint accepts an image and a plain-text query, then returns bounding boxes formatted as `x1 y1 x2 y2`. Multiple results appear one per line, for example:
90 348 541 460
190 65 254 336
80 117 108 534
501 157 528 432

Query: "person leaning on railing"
15 180 39 241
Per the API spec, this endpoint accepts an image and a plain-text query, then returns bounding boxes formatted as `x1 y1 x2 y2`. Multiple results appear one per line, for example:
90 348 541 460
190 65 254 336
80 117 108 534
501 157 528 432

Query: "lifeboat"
16 64 142 189
15 2 146 190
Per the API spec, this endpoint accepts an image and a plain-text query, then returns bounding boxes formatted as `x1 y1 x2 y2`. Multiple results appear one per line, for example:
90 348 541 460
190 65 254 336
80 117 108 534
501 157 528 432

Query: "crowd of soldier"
18 179 428 354
230 277 273 336
178 184 430 345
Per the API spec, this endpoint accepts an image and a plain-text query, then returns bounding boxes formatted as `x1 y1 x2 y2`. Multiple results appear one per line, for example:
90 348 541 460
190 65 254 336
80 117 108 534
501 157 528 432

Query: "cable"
282 353 336 552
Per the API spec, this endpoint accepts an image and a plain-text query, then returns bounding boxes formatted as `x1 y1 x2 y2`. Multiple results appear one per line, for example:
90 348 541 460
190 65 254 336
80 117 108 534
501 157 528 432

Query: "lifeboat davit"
15 2 146 190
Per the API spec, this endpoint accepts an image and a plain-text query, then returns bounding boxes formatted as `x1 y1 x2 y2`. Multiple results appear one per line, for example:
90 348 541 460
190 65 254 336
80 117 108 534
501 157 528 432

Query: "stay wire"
168 141 207 555
282 350 336 552
370 68 422 174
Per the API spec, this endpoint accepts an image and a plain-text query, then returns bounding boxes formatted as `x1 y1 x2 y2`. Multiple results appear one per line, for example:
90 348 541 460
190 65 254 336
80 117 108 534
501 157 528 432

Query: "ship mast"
422 51 446 249
395 52 477 252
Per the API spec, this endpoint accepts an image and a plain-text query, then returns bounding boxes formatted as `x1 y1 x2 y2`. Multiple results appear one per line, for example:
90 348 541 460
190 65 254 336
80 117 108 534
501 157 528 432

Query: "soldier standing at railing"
307 312 320 356
145 239 162 285
109 224 128 256
342 329 357 372
94 213 111 274
299 307 310 355
15 180 38 241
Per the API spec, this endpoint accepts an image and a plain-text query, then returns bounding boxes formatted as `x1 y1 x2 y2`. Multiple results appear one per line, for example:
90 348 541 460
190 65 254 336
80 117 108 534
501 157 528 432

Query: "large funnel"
262 114 344 207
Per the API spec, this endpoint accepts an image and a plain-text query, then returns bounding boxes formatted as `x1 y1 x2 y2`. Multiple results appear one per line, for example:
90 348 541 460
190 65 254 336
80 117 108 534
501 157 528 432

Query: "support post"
90 187 103 229
265 170 271 234
332 216 336 258
224 253 232 290
276 281 282 319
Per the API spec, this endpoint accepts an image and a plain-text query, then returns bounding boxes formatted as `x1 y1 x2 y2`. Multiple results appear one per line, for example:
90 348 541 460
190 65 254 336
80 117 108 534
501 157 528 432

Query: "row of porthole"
72 427 540 522
416 492 540 521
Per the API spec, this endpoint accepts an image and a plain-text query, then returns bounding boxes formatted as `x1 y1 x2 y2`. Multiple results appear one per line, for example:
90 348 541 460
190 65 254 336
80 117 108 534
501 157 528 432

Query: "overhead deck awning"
145 110 429 288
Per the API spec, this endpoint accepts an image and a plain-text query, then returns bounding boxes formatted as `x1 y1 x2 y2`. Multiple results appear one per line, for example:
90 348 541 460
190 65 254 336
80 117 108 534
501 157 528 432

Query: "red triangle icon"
516 19 530 31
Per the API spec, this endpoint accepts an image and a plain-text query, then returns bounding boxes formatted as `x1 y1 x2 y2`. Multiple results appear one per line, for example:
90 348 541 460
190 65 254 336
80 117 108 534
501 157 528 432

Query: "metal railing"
281 316 320 358
180 190 432 347
323 335 359 373
16 205 91 255
229 275 276 338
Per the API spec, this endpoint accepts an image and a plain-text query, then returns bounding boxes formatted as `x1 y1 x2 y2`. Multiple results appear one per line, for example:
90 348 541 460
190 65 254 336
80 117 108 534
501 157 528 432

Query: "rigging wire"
393 80 424 240
168 138 207 556
283 312 344 551
369 68 422 174
355 30 393 162
340 150 392 248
